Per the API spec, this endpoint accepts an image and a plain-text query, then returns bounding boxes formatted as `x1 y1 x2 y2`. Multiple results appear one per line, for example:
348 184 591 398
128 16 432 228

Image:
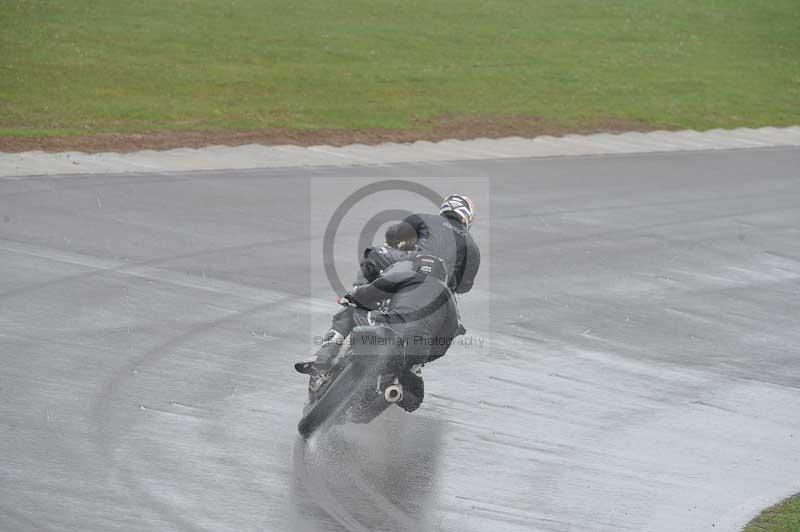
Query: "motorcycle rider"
295 193 479 373
402 194 480 294
341 254 458 412
295 226 417 374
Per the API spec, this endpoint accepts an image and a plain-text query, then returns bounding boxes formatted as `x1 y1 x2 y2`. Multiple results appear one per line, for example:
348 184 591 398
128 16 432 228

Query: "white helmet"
439 194 476 229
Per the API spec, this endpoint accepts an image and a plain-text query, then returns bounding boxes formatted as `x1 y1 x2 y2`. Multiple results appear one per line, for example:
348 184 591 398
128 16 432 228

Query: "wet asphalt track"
2 147 800 532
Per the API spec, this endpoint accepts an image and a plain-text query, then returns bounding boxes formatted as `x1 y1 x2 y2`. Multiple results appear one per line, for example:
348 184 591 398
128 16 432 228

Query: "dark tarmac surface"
2 147 800 531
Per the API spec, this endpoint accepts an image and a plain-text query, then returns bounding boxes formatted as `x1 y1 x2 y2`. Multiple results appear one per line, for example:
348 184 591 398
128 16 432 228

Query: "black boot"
310 341 340 371
294 330 344 374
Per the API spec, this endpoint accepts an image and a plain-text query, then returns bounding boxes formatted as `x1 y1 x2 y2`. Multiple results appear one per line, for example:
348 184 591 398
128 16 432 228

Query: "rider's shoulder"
402 212 438 229
441 219 469 236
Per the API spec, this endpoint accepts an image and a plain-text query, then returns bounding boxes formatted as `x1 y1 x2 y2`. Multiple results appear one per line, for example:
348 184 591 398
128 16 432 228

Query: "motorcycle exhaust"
384 384 404 403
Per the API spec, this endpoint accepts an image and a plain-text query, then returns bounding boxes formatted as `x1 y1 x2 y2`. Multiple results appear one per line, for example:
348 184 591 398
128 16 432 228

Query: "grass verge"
745 493 800 532
2 0 799 150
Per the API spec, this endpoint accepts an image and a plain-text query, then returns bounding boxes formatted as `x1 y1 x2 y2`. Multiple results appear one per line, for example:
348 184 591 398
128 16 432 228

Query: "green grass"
1 0 799 137
745 494 800 532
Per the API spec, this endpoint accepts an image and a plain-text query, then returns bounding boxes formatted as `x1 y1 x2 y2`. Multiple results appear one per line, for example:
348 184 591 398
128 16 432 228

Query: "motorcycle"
296 309 420 439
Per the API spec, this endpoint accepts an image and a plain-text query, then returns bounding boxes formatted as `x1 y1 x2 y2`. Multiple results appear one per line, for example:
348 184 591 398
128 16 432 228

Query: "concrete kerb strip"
1 126 799 178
